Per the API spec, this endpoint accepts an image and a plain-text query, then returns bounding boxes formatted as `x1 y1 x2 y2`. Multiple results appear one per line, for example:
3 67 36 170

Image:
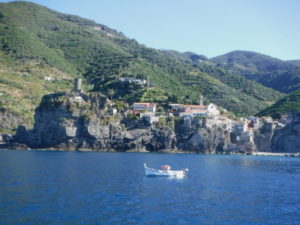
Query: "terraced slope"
0 1 284 131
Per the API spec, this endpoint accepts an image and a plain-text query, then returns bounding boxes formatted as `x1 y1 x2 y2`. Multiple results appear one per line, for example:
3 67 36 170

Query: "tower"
199 95 204 105
74 78 82 92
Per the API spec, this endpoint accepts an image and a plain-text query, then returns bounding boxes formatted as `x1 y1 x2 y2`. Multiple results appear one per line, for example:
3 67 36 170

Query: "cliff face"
12 92 177 152
254 122 277 152
8 92 279 153
271 122 300 153
0 110 27 131
176 118 231 153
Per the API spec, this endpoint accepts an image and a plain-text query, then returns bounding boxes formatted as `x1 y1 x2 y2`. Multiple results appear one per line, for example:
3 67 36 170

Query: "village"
25 76 299 155
130 97 300 153
114 76 297 148
71 77 299 139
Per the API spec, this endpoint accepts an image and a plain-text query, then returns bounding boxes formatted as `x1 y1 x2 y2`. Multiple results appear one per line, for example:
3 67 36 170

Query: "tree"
107 89 115 100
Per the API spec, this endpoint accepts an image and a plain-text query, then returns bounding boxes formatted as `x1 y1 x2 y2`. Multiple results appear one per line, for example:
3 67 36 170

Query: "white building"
119 77 147 86
132 102 156 114
179 103 219 118
44 76 55 81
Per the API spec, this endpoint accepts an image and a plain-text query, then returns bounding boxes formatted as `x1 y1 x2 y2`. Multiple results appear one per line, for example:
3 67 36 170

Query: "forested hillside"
0 1 285 131
162 50 282 102
257 89 300 118
211 50 300 93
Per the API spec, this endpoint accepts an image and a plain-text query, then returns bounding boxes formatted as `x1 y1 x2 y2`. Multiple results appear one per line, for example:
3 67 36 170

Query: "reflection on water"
0 150 299 225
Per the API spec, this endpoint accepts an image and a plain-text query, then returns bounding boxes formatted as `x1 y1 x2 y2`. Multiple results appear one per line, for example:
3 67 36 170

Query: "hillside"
0 1 284 131
287 60 300 67
257 89 300 118
211 50 300 93
162 50 282 102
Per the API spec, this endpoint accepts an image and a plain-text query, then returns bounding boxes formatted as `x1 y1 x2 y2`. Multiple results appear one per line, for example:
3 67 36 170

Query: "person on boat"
161 165 171 171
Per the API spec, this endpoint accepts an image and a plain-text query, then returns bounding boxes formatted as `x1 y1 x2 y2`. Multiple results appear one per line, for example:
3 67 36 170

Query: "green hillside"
0 1 284 130
162 50 283 102
257 89 300 118
211 50 300 93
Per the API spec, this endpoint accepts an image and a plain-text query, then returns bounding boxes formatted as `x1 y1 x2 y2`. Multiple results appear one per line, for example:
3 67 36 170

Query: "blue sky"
2 0 300 60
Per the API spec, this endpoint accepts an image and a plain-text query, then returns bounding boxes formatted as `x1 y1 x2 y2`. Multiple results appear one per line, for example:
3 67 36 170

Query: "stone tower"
74 78 82 92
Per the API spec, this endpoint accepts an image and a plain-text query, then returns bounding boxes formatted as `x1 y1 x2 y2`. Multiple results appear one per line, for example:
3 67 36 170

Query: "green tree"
107 89 115 100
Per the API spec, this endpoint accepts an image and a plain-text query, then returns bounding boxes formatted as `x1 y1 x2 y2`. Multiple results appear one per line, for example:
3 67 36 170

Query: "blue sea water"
0 150 299 225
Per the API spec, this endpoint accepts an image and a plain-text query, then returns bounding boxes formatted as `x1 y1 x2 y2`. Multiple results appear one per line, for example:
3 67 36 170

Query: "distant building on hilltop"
118 77 147 86
44 76 55 81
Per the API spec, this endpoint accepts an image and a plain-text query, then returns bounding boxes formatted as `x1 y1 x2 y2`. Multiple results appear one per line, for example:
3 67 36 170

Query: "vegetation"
211 50 300 93
257 89 300 118
0 1 290 131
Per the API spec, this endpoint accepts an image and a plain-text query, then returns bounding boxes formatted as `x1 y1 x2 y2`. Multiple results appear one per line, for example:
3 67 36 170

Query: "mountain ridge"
0 1 285 130
211 50 300 93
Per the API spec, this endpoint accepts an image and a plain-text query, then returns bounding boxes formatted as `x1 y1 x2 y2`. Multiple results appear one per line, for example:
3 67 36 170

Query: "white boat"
144 163 188 177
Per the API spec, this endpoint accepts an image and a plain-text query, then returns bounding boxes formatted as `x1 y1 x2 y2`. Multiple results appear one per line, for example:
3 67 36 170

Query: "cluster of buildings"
132 102 219 118
69 78 299 136
131 101 220 124
130 99 270 147
169 103 219 118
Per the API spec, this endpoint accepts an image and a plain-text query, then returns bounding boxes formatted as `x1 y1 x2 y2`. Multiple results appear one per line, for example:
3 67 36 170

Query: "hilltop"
211 50 300 93
0 1 284 131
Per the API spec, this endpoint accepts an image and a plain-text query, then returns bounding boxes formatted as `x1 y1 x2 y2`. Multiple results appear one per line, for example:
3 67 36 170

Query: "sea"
0 149 299 225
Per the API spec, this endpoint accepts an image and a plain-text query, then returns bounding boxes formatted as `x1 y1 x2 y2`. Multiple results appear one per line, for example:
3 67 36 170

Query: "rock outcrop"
7 91 291 153
176 117 233 154
254 121 277 152
0 110 28 131
11 92 177 152
0 133 12 148
271 122 300 153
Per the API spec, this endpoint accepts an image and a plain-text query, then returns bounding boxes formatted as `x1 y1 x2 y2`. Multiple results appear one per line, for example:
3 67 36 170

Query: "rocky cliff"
254 121 277 152
6 92 286 153
175 118 231 153
271 121 300 153
0 110 28 131
11 92 178 152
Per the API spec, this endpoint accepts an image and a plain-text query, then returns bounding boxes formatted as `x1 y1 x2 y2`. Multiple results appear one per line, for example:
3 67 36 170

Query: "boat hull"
144 164 187 177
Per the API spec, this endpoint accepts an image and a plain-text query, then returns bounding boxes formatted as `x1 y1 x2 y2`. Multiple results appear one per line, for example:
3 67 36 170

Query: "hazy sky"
2 0 300 60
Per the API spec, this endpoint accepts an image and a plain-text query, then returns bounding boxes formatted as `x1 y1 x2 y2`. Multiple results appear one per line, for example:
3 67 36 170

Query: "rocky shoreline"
2 147 300 158
1 91 300 155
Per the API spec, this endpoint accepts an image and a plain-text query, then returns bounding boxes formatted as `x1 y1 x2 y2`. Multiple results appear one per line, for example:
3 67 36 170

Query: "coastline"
1 147 299 157
252 152 300 157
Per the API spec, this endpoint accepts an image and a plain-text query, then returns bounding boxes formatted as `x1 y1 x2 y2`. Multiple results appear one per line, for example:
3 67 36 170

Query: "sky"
2 0 300 60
